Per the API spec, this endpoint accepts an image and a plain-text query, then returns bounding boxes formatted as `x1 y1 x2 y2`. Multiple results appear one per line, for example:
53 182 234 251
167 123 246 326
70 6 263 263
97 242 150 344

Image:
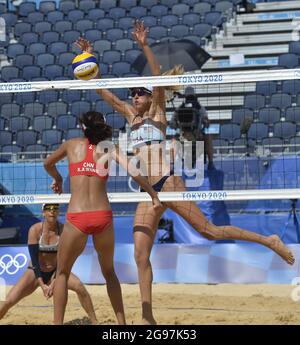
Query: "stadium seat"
108 7 126 20
258 107 281 124
282 80 300 95
48 42 68 55
278 53 299 68
25 144 48 159
124 49 140 64
79 0 96 13
62 90 82 104
115 39 134 53
232 108 254 125
14 22 32 37
269 93 292 110
261 137 284 153
85 8 104 21
41 31 60 45
32 116 53 132
34 22 52 35
6 43 25 59
215 1 233 13
28 44 47 58
24 12 44 25
41 129 63 146
150 5 168 18
0 131 13 146
170 24 190 38
0 104 20 120
62 30 81 44
106 28 124 42
161 15 179 28
118 17 135 31
182 13 201 26
16 129 38 147
244 94 266 110
19 2 36 17
53 20 73 34
47 101 68 117
36 53 55 67
111 62 131 76
233 138 255 154
256 81 277 96
38 90 59 104
93 39 112 55
193 2 212 15
0 117 6 131
65 128 84 140
171 3 190 16
9 116 30 133
289 136 300 153
44 64 64 79
23 102 44 119
1 144 23 154
70 101 91 117
56 114 77 131
20 32 39 46
102 50 122 65
148 26 168 40
285 106 300 122
39 1 57 14
74 19 94 32
59 0 75 14
220 123 240 141
98 0 116 11
289 41 300 55
140 0 157 8
67 10 84 24
193 23 212 38
248 122 269 140
204 11 224 26
47 10 64 24
273 121 297 138
58 52 76 66
129 6 147 18
15 92 35 105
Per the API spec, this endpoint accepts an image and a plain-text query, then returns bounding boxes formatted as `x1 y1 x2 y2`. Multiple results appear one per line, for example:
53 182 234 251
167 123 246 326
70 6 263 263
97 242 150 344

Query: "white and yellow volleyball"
72 52 99 80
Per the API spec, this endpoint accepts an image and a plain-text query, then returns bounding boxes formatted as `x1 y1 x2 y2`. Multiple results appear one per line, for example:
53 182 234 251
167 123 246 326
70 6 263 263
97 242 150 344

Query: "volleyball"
72 52 99 80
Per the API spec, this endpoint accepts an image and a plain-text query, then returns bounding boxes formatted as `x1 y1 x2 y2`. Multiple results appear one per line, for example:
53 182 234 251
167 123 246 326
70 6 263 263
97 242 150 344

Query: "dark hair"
79 111 112 145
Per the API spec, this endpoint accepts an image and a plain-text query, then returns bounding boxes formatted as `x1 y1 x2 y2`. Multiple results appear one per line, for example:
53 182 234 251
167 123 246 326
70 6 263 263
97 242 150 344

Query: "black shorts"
28 266 56 285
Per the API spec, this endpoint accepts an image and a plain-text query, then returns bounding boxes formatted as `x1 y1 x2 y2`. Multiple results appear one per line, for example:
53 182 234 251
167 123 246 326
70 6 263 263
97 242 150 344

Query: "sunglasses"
131 89 149 97
43 206 59 212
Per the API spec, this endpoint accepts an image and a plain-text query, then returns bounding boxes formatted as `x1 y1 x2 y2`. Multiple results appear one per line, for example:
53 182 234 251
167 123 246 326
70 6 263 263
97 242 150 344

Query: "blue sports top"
130 117 165 149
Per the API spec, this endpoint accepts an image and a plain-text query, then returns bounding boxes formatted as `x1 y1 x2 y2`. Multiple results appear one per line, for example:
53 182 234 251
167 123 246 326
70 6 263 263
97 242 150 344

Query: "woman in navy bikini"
76 21 295 325
44 111 162 325
0 203 98 324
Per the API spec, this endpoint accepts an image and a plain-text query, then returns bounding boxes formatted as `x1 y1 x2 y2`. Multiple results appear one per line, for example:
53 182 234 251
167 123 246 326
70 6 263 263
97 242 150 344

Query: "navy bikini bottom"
141 170 174 192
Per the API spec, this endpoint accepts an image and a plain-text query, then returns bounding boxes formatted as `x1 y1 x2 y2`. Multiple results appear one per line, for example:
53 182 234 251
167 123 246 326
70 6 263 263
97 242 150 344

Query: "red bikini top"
69 139 109 179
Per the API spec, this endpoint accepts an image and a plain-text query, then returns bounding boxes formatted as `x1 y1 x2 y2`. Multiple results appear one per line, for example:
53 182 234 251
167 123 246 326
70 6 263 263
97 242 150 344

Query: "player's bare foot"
268 235 295 265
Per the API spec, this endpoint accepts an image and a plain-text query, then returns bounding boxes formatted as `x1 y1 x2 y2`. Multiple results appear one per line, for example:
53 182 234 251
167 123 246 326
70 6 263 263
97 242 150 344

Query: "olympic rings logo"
0 254 27 275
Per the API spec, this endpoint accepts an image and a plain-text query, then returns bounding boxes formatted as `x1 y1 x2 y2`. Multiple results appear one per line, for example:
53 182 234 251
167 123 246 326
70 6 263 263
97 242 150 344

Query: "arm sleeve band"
28 244 42 279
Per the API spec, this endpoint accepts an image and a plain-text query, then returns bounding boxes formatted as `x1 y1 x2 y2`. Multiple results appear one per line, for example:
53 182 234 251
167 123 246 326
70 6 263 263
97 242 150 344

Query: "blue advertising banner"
0 243 299 285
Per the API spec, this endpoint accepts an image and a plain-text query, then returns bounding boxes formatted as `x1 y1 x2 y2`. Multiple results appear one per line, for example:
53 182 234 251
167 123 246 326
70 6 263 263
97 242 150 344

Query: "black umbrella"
132 39 211 75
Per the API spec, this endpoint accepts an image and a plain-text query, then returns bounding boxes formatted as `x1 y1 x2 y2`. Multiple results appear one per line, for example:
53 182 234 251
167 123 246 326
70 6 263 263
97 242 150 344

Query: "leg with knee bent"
68 273 98 324
0 269 38 320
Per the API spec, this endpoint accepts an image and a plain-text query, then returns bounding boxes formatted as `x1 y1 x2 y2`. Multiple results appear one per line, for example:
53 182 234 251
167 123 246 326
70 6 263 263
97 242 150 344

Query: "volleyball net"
0 68 300 210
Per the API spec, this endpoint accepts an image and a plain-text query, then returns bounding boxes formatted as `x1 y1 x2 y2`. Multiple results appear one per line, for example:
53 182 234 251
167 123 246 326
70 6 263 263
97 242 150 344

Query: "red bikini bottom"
66 210 113 235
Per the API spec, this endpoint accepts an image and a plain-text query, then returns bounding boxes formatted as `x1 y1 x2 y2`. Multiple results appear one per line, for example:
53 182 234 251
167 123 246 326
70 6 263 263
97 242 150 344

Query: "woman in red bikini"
44 111 161 325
